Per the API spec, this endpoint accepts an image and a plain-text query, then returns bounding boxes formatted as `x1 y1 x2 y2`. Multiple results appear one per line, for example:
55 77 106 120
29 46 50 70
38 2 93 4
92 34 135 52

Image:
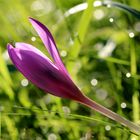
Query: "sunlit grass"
0 0 140 139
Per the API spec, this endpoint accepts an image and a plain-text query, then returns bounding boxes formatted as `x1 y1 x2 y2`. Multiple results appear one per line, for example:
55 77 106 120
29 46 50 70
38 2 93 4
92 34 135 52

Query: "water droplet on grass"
91 79 98 86
109 18 114 23
31 36 36 42
129 32 135 38
105 125 111 131
60 50 67 57
21 79 29 87
126 72 131 78
121 102 127 108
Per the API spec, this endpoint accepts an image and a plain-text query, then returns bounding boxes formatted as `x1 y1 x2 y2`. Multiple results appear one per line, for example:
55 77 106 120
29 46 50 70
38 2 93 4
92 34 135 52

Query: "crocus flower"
7 18 140 134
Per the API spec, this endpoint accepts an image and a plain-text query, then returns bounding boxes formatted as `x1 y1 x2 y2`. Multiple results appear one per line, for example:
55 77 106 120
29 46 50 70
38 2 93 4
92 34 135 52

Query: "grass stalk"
130 42 140 139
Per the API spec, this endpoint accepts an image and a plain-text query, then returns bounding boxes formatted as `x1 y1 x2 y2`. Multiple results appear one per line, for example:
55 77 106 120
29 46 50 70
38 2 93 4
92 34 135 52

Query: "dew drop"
126 72 131 78
105 125 111 131
21 79 29 87
109 18 114 23
31 36 36 42
121 102 127 109
91 79 98 86
60 50 67 57
129 32 135 38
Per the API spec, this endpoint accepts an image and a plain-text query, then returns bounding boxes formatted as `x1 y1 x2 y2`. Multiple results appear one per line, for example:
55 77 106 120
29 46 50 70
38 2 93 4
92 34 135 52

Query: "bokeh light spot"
129 32 135 38
91 79 98 86
21 79 29 87
109 18 114 23
94 9 104 20
48 133 57 140
121 102 127 108
31 36 36 42
126 72 131 78
105 125 111 131
93 1 102 7
60 50 67 57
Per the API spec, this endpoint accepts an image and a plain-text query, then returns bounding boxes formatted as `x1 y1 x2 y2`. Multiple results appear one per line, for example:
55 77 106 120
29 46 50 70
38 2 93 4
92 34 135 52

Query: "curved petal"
15 42 54 65
29 17 70 77
7 43 85 101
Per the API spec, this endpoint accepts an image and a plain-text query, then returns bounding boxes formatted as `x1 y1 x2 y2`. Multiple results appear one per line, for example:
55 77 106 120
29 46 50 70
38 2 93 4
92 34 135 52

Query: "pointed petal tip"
28 17 33 22
7 43 16 61
28 17 38 24
7 43 14 50
28 16 32 19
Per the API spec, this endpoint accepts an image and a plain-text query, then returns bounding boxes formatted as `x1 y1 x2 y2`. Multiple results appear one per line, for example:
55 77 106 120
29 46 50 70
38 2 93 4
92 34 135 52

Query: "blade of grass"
0 11 20 40
130 41 140 139
94 56 130 65
0 111 1 139
3 106 139 136
66 0 94 79
18 89 32 108
3 116 18 140
0 75 14 100
102 1 140 19
64 1 140 19
0 47 12 85
106 62 123 140
69 0 94 58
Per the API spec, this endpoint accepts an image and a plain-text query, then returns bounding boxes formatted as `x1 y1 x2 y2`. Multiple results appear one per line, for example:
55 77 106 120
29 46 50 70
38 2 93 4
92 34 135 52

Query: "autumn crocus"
7 18 140 134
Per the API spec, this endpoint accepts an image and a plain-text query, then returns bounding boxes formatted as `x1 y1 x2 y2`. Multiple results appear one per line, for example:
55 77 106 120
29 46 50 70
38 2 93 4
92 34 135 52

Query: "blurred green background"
0 0 140 139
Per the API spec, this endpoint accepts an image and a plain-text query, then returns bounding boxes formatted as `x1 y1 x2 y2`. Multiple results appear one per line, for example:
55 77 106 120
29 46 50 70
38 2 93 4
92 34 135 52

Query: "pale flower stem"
78 96 140 135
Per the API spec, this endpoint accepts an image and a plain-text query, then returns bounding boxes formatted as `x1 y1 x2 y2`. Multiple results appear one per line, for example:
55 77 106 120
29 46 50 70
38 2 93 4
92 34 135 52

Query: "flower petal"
7 43 85 101
8 43 57 91
29 17 69 77
15 42 54 65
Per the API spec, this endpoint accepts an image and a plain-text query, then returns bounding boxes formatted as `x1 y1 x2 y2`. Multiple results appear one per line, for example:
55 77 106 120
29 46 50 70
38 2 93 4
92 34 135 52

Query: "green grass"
0 0 140 139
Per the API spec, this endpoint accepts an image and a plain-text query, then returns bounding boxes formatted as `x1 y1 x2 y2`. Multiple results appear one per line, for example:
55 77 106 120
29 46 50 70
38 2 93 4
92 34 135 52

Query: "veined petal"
29 17 69 77
7 43 85 101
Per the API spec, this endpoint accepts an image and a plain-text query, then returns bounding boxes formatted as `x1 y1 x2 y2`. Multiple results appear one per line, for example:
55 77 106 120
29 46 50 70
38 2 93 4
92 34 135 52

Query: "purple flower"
7 18 140 134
